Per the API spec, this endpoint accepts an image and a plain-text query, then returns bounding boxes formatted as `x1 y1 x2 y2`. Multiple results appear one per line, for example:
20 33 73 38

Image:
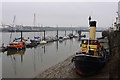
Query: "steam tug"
72 17 107 76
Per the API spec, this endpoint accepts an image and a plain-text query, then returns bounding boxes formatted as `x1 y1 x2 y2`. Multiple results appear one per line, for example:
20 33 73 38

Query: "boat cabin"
80 39 103 56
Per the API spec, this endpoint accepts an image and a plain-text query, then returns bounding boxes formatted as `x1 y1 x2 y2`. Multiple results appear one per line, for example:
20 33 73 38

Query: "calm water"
0 31 102 78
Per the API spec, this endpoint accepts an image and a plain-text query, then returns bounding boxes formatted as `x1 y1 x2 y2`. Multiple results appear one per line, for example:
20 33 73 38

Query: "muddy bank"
35 55 79 78
35 54 109 79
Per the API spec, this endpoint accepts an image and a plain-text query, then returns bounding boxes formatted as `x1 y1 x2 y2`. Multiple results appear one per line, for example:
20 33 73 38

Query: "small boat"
68 33 73 39
7 41 26 50
40 40 47 44
0 43 7 52
73 33 79 38
0 47 7 52
26 37 36 48
59 37 64 42
63 36 68 40
34 36 41 44
7 31 26 51
15 37 25 41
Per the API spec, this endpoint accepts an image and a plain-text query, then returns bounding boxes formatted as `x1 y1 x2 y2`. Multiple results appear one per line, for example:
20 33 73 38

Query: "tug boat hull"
73 54 106 76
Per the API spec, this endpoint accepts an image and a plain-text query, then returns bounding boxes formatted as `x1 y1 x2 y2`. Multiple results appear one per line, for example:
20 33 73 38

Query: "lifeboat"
0 43 7 52
59 37 64 42
7 41 26 50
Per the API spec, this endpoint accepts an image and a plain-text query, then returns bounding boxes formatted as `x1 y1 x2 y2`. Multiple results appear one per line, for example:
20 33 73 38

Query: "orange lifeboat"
7 40 26 50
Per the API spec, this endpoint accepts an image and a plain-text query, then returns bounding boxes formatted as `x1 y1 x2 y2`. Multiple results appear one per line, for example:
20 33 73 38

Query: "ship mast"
88 16 91 53
34 13 36 39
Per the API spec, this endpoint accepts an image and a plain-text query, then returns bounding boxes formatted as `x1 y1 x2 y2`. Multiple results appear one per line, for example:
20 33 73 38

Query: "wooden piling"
44 30 45 40
65 30 66 36
21 31 22 41
57 30 58 39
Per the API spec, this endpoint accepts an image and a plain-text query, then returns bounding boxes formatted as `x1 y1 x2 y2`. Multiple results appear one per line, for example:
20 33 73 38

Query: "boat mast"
13 16 16 35
9 15 16 43
88 16 91 53
34 13 36 39
13 15 16 29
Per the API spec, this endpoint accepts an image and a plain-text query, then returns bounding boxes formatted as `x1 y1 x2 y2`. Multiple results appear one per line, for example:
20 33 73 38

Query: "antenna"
13 15 16 27
88 16 91 54
9 15 16 43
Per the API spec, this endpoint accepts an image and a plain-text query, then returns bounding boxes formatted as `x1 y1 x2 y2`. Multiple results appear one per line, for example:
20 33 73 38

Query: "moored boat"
68 33 73 39
7 40 26 50
63 36 68 40
59 37 64 42
40 40 47 44
73 54 106 76
7 31 26 51
73 33 79 38
0 43 7 52
26 37 36 48
34 36 41 44
72 17 108 76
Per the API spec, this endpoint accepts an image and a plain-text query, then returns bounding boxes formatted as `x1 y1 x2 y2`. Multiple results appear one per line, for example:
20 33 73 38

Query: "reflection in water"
33 48 36 72
40 47 43 63
64 40 67 46
7 49 26 76
56 41 59 50
71 38 73 44
41 45 46 54
78 36 81 41
11 55 17 76
43 46 45 54
7 49 26 62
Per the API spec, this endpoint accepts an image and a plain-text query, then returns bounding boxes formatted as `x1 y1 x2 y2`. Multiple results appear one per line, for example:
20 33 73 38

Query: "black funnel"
90 21 96 27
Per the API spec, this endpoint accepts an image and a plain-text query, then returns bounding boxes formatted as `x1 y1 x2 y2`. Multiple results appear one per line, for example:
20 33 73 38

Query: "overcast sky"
2 2 118 27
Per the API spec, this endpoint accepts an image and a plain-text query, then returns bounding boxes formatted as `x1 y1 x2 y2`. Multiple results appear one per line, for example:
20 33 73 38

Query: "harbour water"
1 31 102 78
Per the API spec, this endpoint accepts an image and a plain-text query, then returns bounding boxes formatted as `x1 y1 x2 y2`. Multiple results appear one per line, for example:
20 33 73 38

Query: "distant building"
114 1 120 31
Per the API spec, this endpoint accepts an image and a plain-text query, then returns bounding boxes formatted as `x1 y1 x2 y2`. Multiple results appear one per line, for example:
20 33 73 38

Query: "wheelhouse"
80 39 103 56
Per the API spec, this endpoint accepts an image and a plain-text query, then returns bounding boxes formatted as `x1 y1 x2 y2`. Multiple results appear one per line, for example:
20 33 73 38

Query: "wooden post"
21 31 22 41
72 30 73 34
57 30 58 39
44 46 45 53
65 30 66 36
21 55 23 63
44 30 45 40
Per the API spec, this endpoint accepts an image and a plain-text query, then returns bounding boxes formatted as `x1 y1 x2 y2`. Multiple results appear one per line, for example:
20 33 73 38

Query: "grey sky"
2 2 118 27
